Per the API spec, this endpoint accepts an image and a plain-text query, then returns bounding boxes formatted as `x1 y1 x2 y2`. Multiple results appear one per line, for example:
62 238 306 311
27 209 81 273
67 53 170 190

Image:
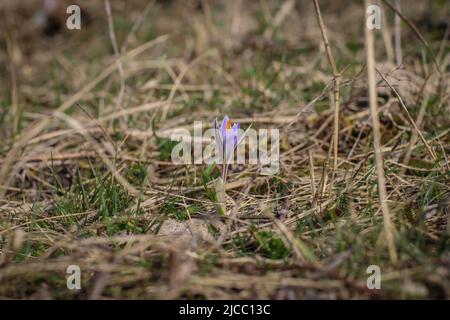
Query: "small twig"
365 0 398 264
312 0 338 76
312 0 341 190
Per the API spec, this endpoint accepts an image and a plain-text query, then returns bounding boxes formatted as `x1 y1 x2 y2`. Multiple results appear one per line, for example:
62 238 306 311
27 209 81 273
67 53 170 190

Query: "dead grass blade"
365 0 398 264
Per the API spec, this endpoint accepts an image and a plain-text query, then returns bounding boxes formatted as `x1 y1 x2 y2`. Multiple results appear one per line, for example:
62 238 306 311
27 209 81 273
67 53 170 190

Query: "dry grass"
0 0 449 299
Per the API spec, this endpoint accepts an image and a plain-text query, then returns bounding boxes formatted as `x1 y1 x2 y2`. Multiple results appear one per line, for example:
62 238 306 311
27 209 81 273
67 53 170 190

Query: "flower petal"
220 115 229 138
220 115 229 130
213 118 223 162
224 128 239 163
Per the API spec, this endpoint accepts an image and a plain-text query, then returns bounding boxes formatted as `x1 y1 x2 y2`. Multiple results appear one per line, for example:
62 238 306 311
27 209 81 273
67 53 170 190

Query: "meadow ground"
0 0 449 299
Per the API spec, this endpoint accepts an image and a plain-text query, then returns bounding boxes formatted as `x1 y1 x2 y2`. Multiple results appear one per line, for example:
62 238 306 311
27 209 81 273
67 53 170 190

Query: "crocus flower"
213 115 241 181
213 115 240 163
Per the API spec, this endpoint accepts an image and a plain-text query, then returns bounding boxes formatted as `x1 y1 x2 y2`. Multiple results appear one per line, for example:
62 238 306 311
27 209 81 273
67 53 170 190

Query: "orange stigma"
226 119 232 129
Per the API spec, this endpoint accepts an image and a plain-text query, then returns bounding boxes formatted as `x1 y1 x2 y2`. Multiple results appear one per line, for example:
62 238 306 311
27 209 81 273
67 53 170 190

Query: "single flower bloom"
213 115 240 164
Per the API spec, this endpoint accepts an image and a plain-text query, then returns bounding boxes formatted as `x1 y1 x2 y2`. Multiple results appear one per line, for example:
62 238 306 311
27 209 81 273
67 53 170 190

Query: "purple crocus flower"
213 115 240 164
